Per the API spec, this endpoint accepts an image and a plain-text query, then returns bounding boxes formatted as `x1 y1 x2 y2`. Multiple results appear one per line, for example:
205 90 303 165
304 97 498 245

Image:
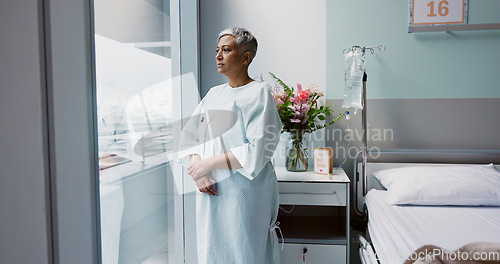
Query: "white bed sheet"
366 189 500 264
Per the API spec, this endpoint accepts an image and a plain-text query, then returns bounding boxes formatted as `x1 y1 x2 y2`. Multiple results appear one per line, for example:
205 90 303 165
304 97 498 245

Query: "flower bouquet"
270 72 345 171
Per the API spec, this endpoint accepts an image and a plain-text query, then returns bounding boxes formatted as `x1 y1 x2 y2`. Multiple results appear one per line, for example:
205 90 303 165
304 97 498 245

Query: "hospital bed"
353 149 500 264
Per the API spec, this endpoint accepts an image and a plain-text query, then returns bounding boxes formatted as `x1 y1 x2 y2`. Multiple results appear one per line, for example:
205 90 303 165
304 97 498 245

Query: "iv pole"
361 70 368 197
343 45 385 216
360 45 384 197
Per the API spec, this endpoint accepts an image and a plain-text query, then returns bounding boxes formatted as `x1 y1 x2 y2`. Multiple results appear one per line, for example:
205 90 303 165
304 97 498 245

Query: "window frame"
43 0 199 263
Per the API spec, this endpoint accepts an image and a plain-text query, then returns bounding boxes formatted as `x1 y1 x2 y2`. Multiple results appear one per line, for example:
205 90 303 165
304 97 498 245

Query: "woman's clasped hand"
188 155 218 195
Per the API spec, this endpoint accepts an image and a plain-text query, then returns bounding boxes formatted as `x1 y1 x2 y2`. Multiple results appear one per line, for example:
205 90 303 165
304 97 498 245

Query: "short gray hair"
218 27 258 63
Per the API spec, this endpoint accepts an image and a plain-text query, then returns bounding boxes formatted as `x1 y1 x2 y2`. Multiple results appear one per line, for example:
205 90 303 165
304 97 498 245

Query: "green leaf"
269 72 293 93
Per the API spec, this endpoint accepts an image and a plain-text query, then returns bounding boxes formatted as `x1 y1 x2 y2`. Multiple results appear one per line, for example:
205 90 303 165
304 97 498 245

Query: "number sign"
411 0 468 25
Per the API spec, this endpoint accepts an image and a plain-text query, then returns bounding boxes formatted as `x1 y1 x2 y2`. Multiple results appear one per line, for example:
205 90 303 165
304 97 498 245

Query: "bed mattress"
365 189 500 264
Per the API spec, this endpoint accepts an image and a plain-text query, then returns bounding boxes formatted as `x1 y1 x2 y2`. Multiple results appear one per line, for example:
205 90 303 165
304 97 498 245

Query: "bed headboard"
353 149 500 216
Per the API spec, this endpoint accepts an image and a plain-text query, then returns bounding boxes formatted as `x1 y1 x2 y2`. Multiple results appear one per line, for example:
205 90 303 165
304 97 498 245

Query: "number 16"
427 0 449 17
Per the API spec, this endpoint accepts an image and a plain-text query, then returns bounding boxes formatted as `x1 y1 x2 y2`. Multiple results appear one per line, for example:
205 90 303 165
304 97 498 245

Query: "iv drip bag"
342 48 366 114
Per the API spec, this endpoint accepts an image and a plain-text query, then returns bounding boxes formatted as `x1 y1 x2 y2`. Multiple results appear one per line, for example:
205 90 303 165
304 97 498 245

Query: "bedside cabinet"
275 167 350 264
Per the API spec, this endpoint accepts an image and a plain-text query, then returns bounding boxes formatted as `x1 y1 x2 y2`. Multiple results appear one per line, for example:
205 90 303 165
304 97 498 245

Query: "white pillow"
373 164 500 206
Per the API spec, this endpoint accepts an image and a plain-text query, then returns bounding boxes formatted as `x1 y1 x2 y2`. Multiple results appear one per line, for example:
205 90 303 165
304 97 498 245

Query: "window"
92 1 198 263
95 0 175 170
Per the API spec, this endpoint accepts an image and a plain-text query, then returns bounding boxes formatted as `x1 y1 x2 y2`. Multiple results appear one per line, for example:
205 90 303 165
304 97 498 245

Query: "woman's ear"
242 51 252 65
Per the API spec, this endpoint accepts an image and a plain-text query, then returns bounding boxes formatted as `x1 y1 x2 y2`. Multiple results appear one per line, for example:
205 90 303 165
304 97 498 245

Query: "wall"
199 0 326 97
1 1 103 263
325 0 500 172
47 0 101 262
327 0 500 99
0 1 51 263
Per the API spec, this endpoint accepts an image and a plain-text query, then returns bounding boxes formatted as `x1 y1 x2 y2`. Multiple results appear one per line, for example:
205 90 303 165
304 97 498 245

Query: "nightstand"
276 167 350 264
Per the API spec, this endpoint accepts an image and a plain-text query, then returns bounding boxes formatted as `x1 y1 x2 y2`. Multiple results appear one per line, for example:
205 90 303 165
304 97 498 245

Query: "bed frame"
352 149 500 264
352 149 500 216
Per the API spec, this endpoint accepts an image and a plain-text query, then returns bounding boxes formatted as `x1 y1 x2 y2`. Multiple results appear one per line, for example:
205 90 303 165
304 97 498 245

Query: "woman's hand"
188 155 218 195
188 156 214 180
194 174 218 196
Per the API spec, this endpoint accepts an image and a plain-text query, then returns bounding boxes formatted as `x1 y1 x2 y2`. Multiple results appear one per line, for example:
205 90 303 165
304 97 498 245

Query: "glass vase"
285 130 309 172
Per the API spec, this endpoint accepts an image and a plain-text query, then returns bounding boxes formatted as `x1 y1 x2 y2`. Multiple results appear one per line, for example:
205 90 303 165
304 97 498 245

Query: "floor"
118 206 173 264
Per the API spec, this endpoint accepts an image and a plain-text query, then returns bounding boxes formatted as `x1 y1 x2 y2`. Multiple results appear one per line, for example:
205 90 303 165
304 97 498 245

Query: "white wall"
199 0 326 97
0 1 50 263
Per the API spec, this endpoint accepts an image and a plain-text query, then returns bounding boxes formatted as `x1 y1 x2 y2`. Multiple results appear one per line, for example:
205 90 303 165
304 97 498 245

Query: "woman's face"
215 35 248 76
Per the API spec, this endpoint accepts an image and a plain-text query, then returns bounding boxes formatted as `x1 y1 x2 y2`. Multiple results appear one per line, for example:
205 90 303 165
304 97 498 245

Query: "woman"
178 27 283 264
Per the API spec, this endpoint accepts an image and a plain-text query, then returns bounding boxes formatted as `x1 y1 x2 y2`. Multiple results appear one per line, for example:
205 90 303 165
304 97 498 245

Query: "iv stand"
361 71 368 197
343 45 385 216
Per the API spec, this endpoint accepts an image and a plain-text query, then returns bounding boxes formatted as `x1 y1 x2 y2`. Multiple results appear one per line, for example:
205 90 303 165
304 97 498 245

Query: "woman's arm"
188 152 242 180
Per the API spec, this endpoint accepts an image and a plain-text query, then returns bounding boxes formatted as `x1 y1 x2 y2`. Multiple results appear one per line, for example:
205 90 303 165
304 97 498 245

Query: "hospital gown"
178 81 282 264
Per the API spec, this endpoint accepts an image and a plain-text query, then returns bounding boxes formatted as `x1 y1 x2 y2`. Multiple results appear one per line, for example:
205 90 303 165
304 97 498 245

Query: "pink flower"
270 73 339 133
273 93 289 111
291 91 309 104
300 104 310 113
297 90 309 100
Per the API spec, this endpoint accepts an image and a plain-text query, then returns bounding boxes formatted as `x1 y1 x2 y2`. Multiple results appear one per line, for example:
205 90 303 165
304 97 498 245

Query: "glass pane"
93 1 179 263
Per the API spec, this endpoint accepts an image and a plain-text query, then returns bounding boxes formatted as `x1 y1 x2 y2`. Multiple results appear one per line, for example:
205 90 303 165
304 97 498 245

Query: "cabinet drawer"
279 243 346 264
278 182 347 206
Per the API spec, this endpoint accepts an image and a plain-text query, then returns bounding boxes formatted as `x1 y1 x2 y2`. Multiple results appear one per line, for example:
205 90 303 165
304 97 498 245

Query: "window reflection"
93 1 178 263
96 35 173 167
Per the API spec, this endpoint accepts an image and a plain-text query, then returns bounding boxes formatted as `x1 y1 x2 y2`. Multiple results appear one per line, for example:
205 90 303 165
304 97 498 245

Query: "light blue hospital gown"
178 81 282 264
